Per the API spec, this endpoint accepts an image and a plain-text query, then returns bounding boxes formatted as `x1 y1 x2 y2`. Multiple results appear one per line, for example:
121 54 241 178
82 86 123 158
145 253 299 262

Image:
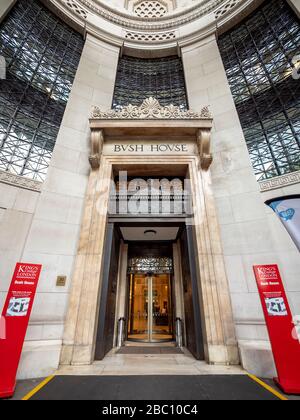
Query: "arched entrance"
60 99 239 368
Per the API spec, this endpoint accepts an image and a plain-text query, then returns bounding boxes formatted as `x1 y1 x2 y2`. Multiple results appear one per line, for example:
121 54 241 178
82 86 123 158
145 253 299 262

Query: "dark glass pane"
0 0 84 181
218 0 300 181
112 55 188 111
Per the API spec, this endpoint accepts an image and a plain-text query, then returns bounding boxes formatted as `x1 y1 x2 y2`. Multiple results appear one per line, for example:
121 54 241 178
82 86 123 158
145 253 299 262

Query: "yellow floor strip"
248 374 288 401
21 373 288 401
22 375 55 401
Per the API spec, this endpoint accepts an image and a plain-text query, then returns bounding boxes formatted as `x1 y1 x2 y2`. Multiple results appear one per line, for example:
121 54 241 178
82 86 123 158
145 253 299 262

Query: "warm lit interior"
128 273 173 342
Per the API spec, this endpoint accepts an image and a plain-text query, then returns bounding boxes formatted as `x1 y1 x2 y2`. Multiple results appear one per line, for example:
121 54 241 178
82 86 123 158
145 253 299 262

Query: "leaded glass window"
0 0 84 181
128 257 173 274
112 55 188 111
218 0 300 181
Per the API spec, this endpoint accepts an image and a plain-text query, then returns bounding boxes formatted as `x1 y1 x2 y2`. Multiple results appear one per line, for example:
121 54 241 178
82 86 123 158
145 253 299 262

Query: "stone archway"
60 98 239 367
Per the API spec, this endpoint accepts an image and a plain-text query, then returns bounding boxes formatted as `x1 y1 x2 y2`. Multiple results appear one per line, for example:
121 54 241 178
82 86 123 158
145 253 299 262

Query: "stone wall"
182 34 300 378
0 183 40 335
9 34 119 379
0 0 299 380
288 0 300 17
0 0 15 23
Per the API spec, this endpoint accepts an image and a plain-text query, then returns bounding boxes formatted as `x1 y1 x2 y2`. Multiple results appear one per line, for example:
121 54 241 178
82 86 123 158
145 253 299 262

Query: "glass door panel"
128 274 149 341
151 275 173 342
128 273 173 342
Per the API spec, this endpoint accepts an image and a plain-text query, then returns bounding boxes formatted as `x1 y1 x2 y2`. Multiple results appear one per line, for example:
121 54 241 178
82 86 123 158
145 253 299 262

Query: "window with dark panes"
0 0 84 181
112 55 188 111
218 0 300 181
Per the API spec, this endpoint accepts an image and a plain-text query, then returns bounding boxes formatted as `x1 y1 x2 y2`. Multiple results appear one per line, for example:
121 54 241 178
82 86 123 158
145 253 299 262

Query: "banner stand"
0 263 42 399
274 378 300 396
266 195 300 252
254 265 300 395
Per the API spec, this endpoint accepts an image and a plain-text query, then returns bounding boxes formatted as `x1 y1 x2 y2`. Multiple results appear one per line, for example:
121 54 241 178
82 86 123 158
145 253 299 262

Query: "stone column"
19 34 119 372
181 33 293 372
188 157 239 365
182 35 242 365
58 36 120 366
60 155 113 365
0 0 15 22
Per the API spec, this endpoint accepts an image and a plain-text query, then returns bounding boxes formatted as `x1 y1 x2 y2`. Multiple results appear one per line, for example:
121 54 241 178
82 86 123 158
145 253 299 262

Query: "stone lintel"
88 98 213 170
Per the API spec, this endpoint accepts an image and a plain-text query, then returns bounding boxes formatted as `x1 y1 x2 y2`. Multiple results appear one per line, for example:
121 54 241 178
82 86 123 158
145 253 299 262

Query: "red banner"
0 263 42 399
254 265 300 394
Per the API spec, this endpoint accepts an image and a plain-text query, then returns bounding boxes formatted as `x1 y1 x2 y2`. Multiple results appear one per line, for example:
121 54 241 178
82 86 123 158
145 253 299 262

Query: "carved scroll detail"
89 129 104 170
197 129 213 170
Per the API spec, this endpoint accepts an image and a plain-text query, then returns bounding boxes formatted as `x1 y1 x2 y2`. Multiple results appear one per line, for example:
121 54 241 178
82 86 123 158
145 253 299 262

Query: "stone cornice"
79 0 223 30
91 97 212 120
0 170 42 192
259 171 300 193
49 0 249 32
89 98 214 171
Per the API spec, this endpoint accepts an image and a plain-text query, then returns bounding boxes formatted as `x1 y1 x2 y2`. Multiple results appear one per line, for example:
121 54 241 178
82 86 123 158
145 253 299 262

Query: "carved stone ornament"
0 169 42 192
66 0 230 31
91 97 212 120
89 129 104 169
197 128 213 170
259 170 300 192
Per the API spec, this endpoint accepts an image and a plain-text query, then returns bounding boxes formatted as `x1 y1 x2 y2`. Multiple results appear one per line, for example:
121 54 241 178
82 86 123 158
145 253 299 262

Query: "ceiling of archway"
52 0 243 29
97 0 206 17
44 0 259 47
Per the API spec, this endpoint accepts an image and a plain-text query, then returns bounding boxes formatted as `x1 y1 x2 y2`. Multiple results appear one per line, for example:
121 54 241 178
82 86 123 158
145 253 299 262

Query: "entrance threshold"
117 346 183 355
57 349 244 377
124 341 176 348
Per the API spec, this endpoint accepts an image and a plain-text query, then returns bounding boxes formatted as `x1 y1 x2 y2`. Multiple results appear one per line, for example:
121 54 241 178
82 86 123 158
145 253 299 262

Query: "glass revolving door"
127 257 174 342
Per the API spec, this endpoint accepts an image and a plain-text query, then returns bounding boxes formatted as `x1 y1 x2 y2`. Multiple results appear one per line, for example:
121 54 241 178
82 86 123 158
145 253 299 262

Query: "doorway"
128 273 173 342
94 223 206 360
64 154 238 367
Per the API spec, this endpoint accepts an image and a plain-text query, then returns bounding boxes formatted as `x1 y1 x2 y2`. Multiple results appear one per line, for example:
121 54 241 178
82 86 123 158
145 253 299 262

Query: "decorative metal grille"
218 0 300 181
128 257 173 274
109 177 191 215
0 0 84 181
112 55 188 111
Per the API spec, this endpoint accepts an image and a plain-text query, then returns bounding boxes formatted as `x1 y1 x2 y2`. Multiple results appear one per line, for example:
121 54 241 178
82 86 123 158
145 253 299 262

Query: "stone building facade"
0 0 299 379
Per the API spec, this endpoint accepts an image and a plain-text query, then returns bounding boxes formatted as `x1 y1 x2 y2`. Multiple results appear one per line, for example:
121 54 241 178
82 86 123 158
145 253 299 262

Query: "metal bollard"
175 318 183 348
117 317 126 348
